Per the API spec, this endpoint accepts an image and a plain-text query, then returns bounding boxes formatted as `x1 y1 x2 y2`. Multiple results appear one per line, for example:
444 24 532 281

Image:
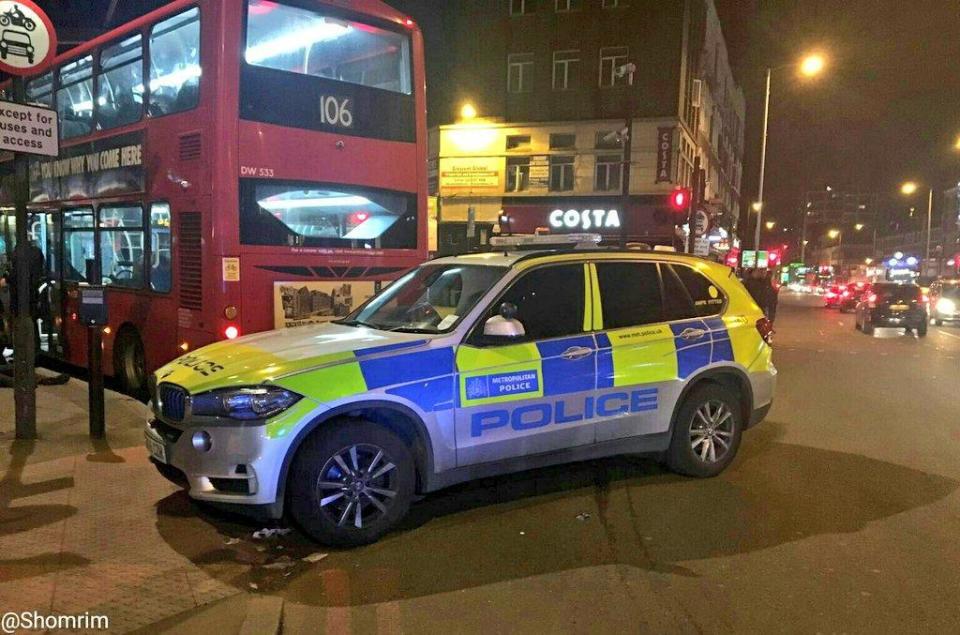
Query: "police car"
146 235 776 546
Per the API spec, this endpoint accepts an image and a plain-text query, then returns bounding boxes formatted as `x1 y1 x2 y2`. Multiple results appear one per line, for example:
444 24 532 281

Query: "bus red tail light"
866 293 877 308
224 325 240 340
756 317 774 345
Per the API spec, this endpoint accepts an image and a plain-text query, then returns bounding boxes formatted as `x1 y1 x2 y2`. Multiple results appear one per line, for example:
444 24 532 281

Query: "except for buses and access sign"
0 100 58 156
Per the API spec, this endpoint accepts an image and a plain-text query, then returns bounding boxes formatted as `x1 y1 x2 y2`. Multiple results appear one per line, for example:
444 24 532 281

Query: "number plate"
890 304 908 313
145 431 167 464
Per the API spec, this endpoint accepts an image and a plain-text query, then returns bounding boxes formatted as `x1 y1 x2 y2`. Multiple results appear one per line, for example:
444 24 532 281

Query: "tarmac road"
148 291 960 633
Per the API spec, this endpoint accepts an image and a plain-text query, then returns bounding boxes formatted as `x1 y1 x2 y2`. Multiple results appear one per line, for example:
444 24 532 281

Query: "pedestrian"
764 270 779 322
6 240 46 358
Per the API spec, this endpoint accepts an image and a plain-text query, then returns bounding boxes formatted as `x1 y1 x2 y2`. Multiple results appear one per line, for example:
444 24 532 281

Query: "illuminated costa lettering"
549 208 621 231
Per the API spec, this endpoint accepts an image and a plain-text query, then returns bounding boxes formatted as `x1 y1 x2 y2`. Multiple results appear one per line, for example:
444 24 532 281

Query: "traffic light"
767 249 780 266
668 187 691 212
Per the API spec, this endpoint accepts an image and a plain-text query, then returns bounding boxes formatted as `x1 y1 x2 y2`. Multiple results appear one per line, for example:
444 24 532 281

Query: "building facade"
429 0 745 253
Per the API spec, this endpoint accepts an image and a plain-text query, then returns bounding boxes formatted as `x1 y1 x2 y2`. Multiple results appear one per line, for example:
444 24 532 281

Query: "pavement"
2 294 960 633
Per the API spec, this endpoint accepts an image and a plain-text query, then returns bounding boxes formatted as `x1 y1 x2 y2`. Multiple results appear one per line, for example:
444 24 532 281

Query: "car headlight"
937 298 957 314
191 386 302 421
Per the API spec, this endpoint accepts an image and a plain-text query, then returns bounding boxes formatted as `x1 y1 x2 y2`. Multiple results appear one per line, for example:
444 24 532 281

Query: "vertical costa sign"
0 0 57 75
656 126 674 183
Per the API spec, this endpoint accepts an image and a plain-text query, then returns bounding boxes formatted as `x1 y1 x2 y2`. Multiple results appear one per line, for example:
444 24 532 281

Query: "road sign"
0 100 58 156
0 0 57 75
693 209 709 237
693 236 710 256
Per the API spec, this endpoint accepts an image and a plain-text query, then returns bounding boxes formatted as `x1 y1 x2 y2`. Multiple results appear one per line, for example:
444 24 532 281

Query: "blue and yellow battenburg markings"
278 317 739 436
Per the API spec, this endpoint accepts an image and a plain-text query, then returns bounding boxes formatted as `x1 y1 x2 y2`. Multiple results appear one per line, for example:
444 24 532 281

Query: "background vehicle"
838 282 869 313
824 284 843 308
928 279 960 326
855 283 927 336
0 0 428 395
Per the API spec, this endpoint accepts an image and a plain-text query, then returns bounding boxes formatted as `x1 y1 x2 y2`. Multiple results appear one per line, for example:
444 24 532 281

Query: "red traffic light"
669 187 691 211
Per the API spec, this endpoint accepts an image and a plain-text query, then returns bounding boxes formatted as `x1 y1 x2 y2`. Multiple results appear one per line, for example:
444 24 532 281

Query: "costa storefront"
498 196 680 245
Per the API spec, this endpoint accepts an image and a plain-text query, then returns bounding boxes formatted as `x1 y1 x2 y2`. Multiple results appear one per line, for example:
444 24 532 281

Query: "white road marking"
936 330 960 341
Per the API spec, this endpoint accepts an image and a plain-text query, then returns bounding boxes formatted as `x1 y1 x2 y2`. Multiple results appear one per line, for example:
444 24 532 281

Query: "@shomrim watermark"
2 611 109 633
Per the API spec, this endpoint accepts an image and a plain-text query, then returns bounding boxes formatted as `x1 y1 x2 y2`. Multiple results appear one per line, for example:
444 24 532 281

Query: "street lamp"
755 52 827 252
765 220 776 230
900 181 934 273
828 228 843 271
459 102 477 121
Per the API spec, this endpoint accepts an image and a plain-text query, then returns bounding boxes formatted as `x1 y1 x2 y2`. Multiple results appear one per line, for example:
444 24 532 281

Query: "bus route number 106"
319 96 353 128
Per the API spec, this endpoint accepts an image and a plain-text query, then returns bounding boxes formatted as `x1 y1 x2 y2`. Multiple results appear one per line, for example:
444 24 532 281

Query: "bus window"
99 205 144 289
240 181 417 249
26 71 54 108
57 56 94 139
98 34 144 130
63 208 95 282
148 8 200 116
244 0 412 95
150 203 171 293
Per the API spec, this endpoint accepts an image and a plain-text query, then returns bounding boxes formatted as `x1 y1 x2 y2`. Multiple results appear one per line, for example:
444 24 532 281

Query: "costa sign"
549 208 620 231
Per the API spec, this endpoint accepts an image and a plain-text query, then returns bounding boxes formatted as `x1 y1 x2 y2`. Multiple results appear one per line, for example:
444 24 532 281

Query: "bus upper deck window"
57 56 94 139
98 33 143 130
148 7 200 116
26 71 53 108
245 0 412 95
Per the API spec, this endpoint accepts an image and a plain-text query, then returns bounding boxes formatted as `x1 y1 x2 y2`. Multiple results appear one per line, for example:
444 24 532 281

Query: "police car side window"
670 265 725 317
660 264 697 321
493 265 585 341
595 262 662 329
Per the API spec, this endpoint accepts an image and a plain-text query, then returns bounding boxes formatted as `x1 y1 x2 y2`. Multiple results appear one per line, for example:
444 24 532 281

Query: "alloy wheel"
315 444 399 529
689 400 735 463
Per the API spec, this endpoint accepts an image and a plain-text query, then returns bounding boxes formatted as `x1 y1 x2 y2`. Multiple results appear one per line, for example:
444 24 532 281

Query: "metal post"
619 115 633 248
12 76 36 440
925 187 933 274
754 67 772 251
800 212 808 263
686 155 702 253
838 231 843 272
88 326 104 439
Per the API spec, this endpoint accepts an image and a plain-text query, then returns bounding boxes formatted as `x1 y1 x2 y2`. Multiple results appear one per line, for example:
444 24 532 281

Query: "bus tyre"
289 420 415 547
115 330 147 398
917 322 928 337
666 383 743 478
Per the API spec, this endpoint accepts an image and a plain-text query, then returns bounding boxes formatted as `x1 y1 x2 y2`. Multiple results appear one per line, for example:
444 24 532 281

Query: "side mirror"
482 302 525 340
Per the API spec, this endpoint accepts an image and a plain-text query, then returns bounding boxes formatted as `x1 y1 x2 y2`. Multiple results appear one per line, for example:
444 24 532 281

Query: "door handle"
679 328 707 341
561 346 594 361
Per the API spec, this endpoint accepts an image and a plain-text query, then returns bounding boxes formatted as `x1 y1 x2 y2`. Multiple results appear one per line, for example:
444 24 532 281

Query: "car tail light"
920 292 929 304
826 291 837 299
867 293 877 308
841 290 850 298
756 317 774 345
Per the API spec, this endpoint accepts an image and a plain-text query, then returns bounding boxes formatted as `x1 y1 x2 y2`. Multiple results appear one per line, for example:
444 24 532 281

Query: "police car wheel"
289 421 415 547
667 384 742 478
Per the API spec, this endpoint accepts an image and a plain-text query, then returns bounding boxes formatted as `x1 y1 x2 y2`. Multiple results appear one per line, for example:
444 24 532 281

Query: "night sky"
33 0 960 242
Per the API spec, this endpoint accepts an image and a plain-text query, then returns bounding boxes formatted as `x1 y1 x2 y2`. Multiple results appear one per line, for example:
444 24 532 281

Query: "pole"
800 212 808 264
925 187 933 275
754 67 772 252
12 76 36 439
686 155 702 253
838 231 843 272
88 326 105 438
619 114 633 248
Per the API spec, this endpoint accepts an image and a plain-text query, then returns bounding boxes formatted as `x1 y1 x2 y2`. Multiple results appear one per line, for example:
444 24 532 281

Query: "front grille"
159 383 188 422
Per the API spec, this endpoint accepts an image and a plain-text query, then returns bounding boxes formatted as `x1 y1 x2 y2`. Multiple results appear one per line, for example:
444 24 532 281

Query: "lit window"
245 0 411 94
98 34 144 130
599 46 629 88
57 56 94 139
149 8 201 116
25 71 53 107
507 53 533 93
552 50 580 90
150 203 172 293
99 205 145 289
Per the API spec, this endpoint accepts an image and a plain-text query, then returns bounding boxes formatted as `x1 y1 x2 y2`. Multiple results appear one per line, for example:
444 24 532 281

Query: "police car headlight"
936 298 956 314
192 386 302 421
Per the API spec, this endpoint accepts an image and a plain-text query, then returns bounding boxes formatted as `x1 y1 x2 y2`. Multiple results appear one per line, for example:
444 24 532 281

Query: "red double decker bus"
0 0 428 394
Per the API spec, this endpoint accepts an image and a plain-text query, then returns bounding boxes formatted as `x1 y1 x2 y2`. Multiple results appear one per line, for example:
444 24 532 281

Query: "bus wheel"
115 329 147 398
